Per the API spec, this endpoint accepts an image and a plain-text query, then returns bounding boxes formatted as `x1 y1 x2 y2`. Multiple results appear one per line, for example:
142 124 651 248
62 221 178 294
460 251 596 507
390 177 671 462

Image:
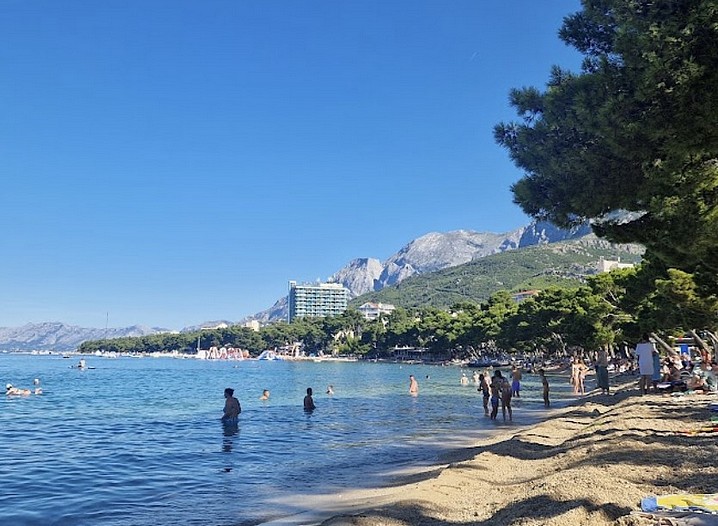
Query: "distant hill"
350 235 643 310
249 219 602 322
0 322 168 352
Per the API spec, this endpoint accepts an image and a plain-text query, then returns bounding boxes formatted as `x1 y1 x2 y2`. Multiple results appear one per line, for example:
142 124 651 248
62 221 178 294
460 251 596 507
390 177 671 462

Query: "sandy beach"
313 379 718 526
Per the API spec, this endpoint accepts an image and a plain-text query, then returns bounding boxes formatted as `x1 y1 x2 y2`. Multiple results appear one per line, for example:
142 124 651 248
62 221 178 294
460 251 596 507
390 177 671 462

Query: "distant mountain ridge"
0 322 167 352
250 219 598 322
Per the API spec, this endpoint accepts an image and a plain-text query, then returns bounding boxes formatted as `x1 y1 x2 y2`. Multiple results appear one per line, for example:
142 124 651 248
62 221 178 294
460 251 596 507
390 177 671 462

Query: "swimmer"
460 373 469 386
326 385 334 395
33 378 43 395
409 375 419 395
303 387 316 411
78 358 87 369
6 383 31 396
221 388 241 421
259 389 270 400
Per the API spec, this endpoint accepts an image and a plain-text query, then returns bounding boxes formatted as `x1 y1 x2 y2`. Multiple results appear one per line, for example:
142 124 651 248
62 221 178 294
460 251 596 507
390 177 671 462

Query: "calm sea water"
1 354 576 526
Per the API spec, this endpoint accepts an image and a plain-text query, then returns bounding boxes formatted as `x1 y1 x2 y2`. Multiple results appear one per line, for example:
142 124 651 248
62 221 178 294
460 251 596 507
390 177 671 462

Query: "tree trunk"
703 331 718 354
689 329 711 354
651 333 677 356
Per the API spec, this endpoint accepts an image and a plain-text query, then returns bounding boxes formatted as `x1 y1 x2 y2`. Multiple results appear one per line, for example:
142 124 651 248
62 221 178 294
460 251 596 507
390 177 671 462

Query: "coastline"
266 379 718 526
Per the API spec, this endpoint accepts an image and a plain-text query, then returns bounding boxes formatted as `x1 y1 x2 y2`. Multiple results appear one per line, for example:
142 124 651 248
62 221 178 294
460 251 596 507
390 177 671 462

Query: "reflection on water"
221 419 239 472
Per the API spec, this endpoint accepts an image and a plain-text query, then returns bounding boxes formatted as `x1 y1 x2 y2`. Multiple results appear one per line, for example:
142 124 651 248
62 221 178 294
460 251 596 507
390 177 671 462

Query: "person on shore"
303 387 316 412
570 357 581 393
478 373 490 416
511 366 522 397
499 371 513 421
409 375 419 396
540 369 550 407
651 347 662 392
635 333 656 395
222 388 241 421
259 389 270 400
572 358 588 395
596 348 610 395
6 383 31 396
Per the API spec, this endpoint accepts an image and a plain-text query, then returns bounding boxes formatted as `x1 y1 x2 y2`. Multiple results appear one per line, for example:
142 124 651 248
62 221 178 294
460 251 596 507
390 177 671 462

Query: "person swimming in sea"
6 383 31 396
303 387 316 412
326 385 334 395
222 388 241 421
259 389 270 400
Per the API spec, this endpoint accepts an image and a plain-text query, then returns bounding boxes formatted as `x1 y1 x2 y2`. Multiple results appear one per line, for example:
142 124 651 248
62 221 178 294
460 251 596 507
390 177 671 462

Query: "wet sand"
312 380 718 526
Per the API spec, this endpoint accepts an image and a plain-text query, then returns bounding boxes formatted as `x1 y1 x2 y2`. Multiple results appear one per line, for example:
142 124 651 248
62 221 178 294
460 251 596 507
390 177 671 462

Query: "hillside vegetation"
350 236 642 309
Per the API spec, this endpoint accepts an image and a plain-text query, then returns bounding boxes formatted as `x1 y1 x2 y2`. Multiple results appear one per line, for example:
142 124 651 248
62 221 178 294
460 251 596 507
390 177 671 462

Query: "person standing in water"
540 369 550 407
511 366 522 397
222 388 241 421
303 387 316 411
408 375 419 396
478 373 490 416
259 389 270 400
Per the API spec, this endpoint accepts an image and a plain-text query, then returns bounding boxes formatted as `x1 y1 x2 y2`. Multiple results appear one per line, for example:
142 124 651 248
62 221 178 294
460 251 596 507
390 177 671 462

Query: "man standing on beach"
596 348 610 395
635 333 656 395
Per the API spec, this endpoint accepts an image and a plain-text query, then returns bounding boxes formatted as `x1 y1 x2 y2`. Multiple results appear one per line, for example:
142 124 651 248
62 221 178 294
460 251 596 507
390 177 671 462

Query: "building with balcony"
288 281 349 322
357 302 396 320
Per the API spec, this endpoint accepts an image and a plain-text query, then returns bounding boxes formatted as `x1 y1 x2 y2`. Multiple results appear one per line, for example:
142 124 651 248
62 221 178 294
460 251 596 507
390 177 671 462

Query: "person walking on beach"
635 333 656 395
596 348 610 395
303 387 316 412
222 388 241 421
478 373 490 416
511 366 522 397
540 369 550 407
409 375 419 396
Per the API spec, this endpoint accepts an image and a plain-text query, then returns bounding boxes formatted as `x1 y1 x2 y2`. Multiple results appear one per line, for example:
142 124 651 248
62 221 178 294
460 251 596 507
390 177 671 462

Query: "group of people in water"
221 384 328 421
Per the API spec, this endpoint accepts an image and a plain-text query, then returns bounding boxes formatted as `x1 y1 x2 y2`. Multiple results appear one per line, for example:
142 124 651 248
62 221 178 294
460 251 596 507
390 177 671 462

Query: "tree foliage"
495 0 718 296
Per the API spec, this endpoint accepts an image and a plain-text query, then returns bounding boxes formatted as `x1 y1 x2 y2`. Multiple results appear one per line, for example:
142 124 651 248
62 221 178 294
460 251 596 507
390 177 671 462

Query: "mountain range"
250 220 595 322
0 220 634 352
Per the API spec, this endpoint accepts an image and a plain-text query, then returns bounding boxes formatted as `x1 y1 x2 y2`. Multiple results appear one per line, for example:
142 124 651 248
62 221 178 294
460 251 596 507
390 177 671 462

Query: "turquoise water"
1 354 575 526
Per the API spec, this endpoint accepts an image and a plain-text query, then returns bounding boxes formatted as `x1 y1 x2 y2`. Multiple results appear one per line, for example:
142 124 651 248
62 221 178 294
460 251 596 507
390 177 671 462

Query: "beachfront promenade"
309 380 718 526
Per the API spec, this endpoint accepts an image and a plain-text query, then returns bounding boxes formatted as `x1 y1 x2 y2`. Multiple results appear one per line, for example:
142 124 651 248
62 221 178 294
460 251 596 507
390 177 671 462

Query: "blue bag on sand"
642 496 658 512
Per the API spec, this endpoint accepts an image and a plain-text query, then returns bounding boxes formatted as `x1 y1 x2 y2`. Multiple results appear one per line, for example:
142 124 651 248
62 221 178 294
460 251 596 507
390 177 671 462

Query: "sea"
0 353 578 526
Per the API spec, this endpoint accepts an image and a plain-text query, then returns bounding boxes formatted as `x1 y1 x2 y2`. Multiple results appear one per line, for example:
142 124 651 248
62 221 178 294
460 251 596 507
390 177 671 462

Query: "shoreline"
262 379 718 526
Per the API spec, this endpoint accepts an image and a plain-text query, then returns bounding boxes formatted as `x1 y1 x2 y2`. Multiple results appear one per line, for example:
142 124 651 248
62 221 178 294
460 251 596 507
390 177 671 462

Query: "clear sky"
1 1 583 330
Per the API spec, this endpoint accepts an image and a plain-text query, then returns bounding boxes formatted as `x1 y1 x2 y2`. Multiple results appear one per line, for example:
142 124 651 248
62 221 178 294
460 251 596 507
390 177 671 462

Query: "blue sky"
1 1 582 330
